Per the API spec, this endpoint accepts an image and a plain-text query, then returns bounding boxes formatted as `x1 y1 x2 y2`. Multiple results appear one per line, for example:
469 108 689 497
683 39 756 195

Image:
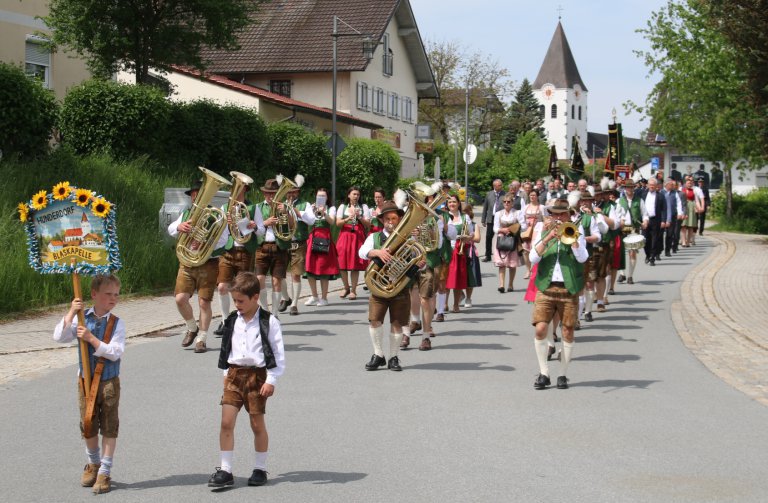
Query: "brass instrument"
314 205 326 220
365 192 437 298
456 216 471 255
557 221 581 245
176 167 231 267
412 182 447 252
227 171 254 245
348 204 359 227
270 174 303 241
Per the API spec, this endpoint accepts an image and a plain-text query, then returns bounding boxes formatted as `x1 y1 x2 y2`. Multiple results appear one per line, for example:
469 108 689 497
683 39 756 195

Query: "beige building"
0 0 91 100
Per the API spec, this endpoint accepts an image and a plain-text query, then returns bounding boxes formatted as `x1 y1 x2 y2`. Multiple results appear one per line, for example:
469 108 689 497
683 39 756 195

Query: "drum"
623 233 645 250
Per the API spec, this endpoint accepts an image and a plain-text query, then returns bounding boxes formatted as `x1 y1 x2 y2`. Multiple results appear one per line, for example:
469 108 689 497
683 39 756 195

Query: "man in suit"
662 179 683 257
481 179 505 261
641 178 668 266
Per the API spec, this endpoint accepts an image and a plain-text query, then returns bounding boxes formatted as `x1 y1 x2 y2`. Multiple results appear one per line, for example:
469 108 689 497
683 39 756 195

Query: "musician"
254 179 290 313
369 188 387 233
304 188 339 306
617 180 642 284
593 181 621 312
573 189 604 322
359 201 421 371
279 181 316 316
213 181 264 336
445 194 475 313
641 178 668 266
168 180 222 353
530 198 588 390
434 184 454 322
335 186 370 301
53 274 124 494
606 184 629 295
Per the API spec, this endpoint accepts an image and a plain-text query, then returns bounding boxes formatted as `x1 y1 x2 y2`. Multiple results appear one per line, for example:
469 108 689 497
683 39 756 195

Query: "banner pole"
71 260 91 397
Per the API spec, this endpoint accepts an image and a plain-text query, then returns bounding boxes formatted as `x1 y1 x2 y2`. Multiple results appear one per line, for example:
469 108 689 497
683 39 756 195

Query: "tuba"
176 167 231 267
269 174 304 241
365 191 436 298
412 182 446 252
227 171 255 245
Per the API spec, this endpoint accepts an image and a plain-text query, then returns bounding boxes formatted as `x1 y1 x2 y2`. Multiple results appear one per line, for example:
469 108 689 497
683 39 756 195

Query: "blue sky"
410 0 668 139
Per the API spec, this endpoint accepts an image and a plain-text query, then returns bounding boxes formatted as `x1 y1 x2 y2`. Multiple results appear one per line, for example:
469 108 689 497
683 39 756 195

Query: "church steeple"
533 22 587 92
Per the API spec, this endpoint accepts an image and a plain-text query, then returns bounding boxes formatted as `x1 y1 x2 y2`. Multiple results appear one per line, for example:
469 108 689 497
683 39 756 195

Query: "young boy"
209 272 285 488
53 274 125 495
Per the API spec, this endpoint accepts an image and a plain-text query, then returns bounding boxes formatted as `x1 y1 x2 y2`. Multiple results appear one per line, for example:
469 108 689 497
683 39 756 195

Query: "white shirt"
53 307 126 375
226 309 285 386
448 214 473 249
337 203 370 224
493 208 527 234
529 221 589 282
641 191 658 221
217 203 266 248
576 213 602 242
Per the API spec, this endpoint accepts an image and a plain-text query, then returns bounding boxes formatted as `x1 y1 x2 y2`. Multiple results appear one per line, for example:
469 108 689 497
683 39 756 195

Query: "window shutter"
26 42 50 66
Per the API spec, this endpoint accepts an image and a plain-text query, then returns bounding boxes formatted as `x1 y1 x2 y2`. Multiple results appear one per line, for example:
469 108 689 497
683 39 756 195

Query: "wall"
534 83 588 160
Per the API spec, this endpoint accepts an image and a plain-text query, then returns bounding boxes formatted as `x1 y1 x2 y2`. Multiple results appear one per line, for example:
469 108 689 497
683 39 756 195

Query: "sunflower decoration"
18 203 30 223
75 188 92 207
91 197 112 218
31 190 49 210
52 181 72 201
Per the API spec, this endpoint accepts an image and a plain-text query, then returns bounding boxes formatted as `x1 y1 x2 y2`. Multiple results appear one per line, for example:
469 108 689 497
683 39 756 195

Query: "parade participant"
662 178 684 255
530 198 588 390
681 177 704 247
493 194 527 293
168 180 221 353
53 274 125 494
641 178 668 266
304 188 339 306
369 187 387 233
279 180 315 316
606 183 629 295
254 178 291 313
434 184 455 322
521 189 545 279
697 178 710 236
593 180 621 311
445 194 474 313
359 201 419 371
462 202 483 307
208 272 285 488
335 186 370 300
617 180 642 284
481 179 505 262
574 189 604 322
214 178 264 336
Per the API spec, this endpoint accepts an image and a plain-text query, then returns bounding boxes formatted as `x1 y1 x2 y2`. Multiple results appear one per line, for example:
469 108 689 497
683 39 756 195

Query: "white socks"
281 287 290 301
86 446 100 465
584 290 593 314
97 456 112 476
436 293 446 314
254 451 268 471
410 312 420 323
185 319 198 332
534 338 550 376
220 451 267 473
578 295 585 318
628 255 637 278
220 451 234 473
389 331 403 358
291 281 301 307
369 326 384 357
271 291 281 313
219 292 230 319
195 330 207 344
561 341 574 376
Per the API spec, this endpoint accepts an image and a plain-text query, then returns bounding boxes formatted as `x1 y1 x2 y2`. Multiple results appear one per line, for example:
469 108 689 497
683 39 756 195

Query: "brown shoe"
181 329 198 347
409 321 422 334
435 313 445 323
429 332 436 338
194 340 207 353
597 304 606 313
92 473 111 494
81 463 100 487
400 335 410 349
419 338 432 351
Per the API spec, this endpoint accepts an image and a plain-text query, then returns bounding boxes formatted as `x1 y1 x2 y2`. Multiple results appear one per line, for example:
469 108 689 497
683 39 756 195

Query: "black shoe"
497 287 505 293
665 251 671 257
213 322 225 337
387 356 402 371
277 298 291 313
556 376 569 389
649 260 655 266
248 469 268 486
506 287 514 292
584 312 593 322
644 257 650 264
365 354 386 371
553 333 559 343
208 468 234 488
627 277 634 284
672 247 678 253
482 257 491 262
547 345 556 361
655 255 661 261
534 374 551 390
617 274 626 283
607 289 615 295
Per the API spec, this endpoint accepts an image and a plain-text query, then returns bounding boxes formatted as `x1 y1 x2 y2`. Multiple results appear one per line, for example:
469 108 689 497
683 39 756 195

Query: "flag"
570 135 585 173
606 122 623 174
548 145 559 180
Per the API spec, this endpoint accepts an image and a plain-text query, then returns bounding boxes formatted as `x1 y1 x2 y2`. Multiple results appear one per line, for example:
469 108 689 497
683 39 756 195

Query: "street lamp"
331 16 376 205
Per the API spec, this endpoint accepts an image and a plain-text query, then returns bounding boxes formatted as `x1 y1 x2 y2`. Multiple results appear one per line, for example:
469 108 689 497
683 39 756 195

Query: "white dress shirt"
53 308 126 375
493 208 527 234
226 309 285 386
641 192 658 221
529 222 589 282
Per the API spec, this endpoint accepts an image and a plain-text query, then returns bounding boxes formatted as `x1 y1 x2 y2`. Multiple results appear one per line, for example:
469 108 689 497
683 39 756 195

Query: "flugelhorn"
270 174 304 241
227 171 254 245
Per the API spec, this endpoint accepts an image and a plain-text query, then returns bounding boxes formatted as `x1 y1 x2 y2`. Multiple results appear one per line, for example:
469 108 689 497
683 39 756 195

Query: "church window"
539 105 545 118
578 106 582 120
571 105 575 118
551 104 557 118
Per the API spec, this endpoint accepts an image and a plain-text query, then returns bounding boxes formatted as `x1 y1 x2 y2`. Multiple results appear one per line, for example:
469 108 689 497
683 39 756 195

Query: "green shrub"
0 149 191 316
335 138 400 205
710 188 768 234
164 100 272 176
59 79 170 158
267 122 331 198
0 62 58 158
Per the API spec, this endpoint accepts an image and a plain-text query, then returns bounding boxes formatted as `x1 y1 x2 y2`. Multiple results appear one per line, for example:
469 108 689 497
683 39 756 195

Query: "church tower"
80 212 92 235
533 21 588 161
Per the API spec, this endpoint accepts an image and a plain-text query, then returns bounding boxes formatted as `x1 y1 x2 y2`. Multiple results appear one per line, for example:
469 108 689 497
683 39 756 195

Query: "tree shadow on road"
406 362 514 371
573 354 641 362
284 328 338 336
580 324 643 331
269 470 368 485
569 379 660 391
594 315 649 322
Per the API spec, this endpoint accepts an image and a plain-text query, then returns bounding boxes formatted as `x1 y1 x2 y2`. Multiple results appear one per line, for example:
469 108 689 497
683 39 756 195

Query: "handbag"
520 226 533 242
496 234 517 252
311 237 330 253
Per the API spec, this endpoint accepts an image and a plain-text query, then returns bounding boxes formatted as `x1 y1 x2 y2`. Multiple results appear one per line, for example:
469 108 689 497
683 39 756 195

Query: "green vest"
619 196 641 226
221 202 259 254
255 202 290 250
600 201 618 244
535 240 585 295
292 200 310 242
581 213 593 254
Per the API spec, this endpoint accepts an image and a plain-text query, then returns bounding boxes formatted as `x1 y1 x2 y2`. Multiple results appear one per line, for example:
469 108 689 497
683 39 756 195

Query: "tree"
44 0 262 84
508 131 550 181
336 139 401 205
501 78 545 153
267 122 331 198
633 0 765 218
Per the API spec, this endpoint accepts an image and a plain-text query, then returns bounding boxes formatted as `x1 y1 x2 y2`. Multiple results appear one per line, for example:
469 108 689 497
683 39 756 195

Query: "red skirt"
524 264 539 303
445 244 468 290
612 235 622 269
305 227 340 276
335 224 368 271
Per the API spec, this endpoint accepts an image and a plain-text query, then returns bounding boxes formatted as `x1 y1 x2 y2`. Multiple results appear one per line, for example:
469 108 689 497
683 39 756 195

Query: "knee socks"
291 281 301 307
578 295 585 318
436 293 446 314
628 255 637 278
254 451 268 471
584 290 594 314
534 338 550 376
220 451 234 473
281 287 290 302
369 326 384 357
185 319 198 332
389 331 403 359
218 292 230 320
561 341 574 376
271 291 281 313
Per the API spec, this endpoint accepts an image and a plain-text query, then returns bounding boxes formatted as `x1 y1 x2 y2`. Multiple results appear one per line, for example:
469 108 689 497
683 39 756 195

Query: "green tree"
267 122 331 198
0 63 58 159
335 139 400 205
633 0 765 217
44 0 262 84
501 79 544 152
508 131 550 180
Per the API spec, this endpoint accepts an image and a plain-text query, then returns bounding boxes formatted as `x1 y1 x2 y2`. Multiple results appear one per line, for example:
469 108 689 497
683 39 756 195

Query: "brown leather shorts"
78 377 120 438
254 243 288 279
368 289 410 326
220 366 268 415
217 248 253 284
531 284 579 328
175 260 218 300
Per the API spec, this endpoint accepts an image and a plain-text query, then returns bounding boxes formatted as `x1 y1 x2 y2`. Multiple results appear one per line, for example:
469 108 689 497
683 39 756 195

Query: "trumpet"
456 216 470 255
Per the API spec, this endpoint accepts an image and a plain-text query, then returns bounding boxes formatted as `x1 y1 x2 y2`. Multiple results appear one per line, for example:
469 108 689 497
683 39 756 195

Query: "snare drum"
623 233 645 250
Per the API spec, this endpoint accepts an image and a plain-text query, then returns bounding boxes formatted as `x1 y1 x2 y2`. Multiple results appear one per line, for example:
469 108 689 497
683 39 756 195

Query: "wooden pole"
72 266 91 397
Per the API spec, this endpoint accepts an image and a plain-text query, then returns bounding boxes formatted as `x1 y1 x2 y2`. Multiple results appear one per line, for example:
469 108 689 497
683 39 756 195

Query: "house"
0 0 91 100
197 0 438 177
82 233 103 247
48 240 63 253
63 227 83 244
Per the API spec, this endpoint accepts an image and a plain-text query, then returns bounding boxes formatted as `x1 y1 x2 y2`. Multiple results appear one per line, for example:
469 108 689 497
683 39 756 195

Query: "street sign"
463 144 477 165
326 134 347 156
416 124 432 139
651 156 660 172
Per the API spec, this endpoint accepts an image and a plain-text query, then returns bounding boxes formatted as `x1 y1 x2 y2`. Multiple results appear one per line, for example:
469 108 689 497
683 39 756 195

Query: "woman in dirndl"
368 188 387 233
521 189 545 279
680 177 704 247
462 202 483 308
445 194 473 312
493 194 526 293
304 188 339 306
335 186 370 300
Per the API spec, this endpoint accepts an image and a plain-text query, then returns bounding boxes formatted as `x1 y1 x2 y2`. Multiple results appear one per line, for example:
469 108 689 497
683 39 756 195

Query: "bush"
165 100 272 176
710 188 768 234
335 138 401 205
0 149 191 316
59 79 169 158
0 62 58 158
267 122 331 198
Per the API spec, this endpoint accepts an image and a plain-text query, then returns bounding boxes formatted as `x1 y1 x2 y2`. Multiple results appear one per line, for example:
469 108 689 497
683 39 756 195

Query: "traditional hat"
260 178 280 192
184 179 203 196
379 200 405 217
580 189 595 201
547 197 573 214
623 179 637 189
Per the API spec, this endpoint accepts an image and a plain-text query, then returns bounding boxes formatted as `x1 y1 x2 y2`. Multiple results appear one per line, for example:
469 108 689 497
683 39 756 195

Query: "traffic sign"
463 144 477 165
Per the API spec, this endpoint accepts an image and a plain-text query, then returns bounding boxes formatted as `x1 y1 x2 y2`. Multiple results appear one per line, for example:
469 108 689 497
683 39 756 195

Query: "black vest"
218 309 276 370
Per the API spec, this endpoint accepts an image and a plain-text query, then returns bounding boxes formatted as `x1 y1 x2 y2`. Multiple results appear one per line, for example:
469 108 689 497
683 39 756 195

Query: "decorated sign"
18 181 121 274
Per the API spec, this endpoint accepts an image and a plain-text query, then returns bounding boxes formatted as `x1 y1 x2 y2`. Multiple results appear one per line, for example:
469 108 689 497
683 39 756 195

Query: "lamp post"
464 81 469 192
331 16 377 206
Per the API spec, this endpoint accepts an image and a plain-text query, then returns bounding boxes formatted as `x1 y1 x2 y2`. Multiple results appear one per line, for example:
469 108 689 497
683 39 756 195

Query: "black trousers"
484 223 494 259
643 217 662 259
698 211 707 234
665 219 680 253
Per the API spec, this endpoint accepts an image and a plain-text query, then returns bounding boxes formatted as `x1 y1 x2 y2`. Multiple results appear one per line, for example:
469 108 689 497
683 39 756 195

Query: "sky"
410 0 668 139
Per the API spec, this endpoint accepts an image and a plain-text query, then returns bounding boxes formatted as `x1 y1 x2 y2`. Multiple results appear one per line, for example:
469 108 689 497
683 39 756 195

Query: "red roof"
64 228 83 237
50 240 64 246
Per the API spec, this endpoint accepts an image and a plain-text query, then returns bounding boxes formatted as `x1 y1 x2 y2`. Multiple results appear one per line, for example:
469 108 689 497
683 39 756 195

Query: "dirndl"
524 263 539 303
335 224 368 270
446 244 468 290
305 227 340 279
683 200 698 227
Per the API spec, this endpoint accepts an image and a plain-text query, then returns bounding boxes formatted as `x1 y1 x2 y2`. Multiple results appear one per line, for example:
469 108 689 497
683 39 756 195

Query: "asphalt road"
2 237 767 502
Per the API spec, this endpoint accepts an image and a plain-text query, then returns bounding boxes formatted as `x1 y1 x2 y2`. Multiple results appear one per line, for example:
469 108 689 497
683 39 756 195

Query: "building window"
388 92 399 119
402 97 413 123
356 81 370 111
551 104 557 118
571 105 575 118
269 80 291 97
382 33 393 76
578 106 582 120
373 87 386 115
25 37 51 88
539 105 545 118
